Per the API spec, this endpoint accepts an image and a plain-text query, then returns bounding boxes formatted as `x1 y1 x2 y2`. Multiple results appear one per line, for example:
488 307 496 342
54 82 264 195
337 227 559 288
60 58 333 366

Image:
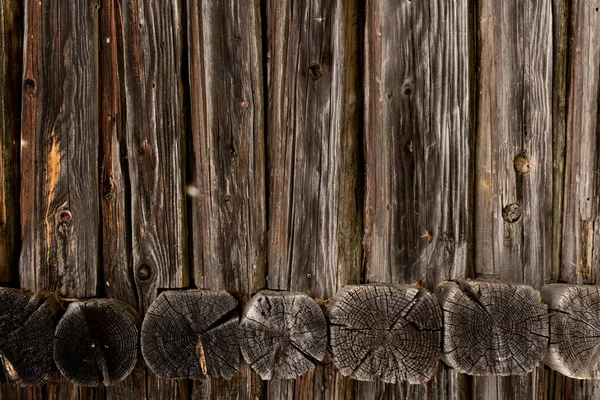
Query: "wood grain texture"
20 0 100 297
474 0 553 286
560 0 600 284
186 0 266 398
0 0 21 283
265 0 361 398
121 0 188 313
362 0 472 398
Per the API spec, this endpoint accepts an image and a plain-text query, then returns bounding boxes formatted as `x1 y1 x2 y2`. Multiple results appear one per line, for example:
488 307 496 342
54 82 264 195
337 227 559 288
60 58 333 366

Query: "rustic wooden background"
1 0 599 398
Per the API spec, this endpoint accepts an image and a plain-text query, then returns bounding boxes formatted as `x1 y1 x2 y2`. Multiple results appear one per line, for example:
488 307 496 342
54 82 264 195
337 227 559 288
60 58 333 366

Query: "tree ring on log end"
329 284 442 384
239 290 327 380
54 298 141 386
541 284 600 379
141 290 240 380
437 280 548 375
0 288 63 385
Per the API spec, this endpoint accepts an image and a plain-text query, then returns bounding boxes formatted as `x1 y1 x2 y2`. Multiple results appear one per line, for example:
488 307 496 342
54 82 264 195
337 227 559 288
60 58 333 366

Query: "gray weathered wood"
541 284 600 379
0 0 21 284
240 291 327 380
0 289 62 386
53 299 140 387
20 0 100 298
329 285 442 384
141 290 239 380
186 1 266 396
265 0 362 397
438 280 549 376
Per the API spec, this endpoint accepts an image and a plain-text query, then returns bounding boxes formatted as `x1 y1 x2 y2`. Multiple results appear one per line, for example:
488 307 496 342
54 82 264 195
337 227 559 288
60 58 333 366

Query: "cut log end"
328 284 442 384
541 284 600 379
239 290 327 380
141 289 240 380
438 280 549 376
53 298 141 386
0 288 63 386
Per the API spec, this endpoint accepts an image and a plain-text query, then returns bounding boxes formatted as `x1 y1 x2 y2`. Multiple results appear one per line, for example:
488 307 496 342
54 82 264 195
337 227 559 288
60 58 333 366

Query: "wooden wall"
1 0 600 399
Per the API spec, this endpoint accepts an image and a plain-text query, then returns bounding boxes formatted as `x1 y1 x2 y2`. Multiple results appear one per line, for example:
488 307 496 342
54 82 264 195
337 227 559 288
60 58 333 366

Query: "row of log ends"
0 281 599 387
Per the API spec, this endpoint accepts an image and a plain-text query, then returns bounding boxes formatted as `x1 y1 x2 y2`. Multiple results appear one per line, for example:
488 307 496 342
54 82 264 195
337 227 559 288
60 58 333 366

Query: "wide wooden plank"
0 0 21 283
186 0 266 398
20 0 100 297
362 0 472 398
265 0 361 398
473 0 553 398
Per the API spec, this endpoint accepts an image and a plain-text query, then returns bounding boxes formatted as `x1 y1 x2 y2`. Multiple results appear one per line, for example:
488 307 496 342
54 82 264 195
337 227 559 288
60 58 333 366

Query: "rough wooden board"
20 0 100 297
120 0 188 314
264 0 362 397
186 0 267 397
0 0 21 283
560 0 600 284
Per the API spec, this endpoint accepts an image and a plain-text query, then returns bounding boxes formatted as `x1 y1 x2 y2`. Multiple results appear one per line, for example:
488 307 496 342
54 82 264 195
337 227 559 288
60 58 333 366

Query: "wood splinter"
437 280 548 375
541 284 600 379
141 290 240 380
329 284 442 384
239 291 327 380
0 288 63 385
53 298 141 386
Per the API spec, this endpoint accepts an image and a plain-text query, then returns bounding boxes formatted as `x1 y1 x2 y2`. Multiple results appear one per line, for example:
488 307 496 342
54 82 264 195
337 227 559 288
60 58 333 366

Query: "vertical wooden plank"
0 0 21 284
20 0 100 297
363 0 473 398
473 1 553 399
119 0 189 398
265 0 361 398
186 0 266 398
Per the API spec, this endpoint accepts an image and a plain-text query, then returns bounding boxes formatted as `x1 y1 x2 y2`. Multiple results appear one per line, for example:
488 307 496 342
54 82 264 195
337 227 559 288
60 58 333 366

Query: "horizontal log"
329 284 442 384
53 298 141 386
141 290 240 380
437 280 549 376
0 288 62 385
239 291 327 380
541 284 600 379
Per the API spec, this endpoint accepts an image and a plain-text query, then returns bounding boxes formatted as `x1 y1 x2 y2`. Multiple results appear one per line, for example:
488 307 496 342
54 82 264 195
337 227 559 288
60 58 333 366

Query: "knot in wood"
141 290 240 380
514 153 531 174
502 203 521 223
308 65 322 81
53 298 141 386
240 291 327 380
137 264 152 281
329 284 442 384
0 289 63 385
23 78 37 97
58 210 72 224
437 280 548 375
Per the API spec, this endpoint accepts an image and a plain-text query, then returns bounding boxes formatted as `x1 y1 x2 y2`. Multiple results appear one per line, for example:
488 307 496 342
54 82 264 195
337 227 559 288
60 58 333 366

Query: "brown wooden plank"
264 0 362 398
20 0 100 297
0 0 21 284
186 0 266 398
362 0 473 398
473 0 553 398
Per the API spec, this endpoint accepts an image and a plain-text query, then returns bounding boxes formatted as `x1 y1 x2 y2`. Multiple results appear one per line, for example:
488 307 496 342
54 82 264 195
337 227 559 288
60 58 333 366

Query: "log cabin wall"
1 0 599 399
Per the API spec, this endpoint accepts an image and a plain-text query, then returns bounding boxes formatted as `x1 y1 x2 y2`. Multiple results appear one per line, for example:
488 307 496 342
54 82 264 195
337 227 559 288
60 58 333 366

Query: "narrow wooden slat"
119 0 189 398
473 1 553 398
186 0 266 398
265 0 361 398
0 0 21 283
362 0 472 398
20 0 100 297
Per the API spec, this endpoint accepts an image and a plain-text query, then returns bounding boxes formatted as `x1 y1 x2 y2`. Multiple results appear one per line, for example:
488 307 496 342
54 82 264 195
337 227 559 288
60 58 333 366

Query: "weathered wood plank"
186 0 266 398
265 0 361 398
20 0 100 297
118 0 189 398
0 0 21 284
362 0 472 398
